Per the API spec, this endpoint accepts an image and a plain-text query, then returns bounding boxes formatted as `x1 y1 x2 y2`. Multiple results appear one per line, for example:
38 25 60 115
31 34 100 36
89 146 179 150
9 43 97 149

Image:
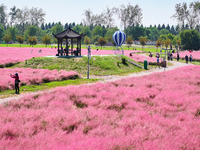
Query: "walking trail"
0 61 192 104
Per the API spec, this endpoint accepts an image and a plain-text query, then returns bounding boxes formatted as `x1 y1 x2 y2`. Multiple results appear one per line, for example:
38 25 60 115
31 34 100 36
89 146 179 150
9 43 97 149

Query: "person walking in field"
185 55 189 64
10 73 20 94
189 54 192 62
177 53 180 61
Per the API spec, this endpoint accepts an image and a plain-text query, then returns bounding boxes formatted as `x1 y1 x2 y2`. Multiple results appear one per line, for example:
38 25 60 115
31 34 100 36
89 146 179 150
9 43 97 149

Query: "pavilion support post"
71 38 73 55
66 38 68 56
58 39 60 55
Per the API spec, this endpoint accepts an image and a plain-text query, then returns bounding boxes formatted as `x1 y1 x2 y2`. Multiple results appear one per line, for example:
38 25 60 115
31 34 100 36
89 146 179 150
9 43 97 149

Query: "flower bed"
0 68 79 90
0 47 56 67
0 65 200 149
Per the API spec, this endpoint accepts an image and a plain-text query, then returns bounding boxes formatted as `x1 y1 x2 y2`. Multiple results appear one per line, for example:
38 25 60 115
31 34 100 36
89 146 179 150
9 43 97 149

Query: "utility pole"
87 45 91 79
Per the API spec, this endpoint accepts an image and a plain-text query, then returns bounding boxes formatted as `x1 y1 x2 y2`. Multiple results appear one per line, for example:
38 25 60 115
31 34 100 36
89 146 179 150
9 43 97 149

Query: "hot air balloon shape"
113 31 126 55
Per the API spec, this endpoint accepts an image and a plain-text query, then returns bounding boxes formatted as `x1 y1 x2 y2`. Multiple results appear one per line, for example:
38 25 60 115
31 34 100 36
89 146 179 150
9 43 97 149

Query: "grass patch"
11 55 144 76
0 79 98 98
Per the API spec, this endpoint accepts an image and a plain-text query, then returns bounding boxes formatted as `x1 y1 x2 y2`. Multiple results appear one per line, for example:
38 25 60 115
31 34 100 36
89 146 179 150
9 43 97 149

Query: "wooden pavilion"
53 27 84 56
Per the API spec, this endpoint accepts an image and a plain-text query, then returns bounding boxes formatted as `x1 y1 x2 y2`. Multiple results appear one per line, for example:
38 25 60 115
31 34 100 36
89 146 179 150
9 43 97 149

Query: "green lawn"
11 55 144 76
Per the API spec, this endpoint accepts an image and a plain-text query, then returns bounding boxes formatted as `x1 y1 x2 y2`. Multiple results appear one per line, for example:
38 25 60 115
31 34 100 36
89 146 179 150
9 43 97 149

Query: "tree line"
0 1 200 50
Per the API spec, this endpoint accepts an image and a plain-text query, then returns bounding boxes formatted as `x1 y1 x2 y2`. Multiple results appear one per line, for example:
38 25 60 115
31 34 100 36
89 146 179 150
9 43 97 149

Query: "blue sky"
2 0 195 27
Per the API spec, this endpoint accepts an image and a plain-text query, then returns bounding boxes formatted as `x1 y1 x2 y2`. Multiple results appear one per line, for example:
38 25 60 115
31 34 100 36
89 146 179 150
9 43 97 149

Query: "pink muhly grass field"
0 68 79 90
128 54 157 64
174 51 200 60
0 65 200 149
0 47 56 66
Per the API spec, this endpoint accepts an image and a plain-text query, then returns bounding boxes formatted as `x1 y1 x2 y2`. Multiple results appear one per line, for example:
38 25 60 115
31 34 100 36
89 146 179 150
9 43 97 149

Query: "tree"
73 25 82 33
0 4 7 27
24 25 38 41
41 23 45 30
27 36 38 47
167 33 175 49
52 24 63 35
172 2 200 29
16 7 30 32
92 26 103 38
0 24 5 41
164 39 171 49
84 36 91 45
103 7 115 27
156 38 162 51
42 34 51 47
16 35 24 47
81 26 92 38
139 36 148 50
126 36 133 49
82 9 94 26
6 26 18 42
29 7 46 26
180 29 200 50
116 4 142 29
98 37 107 49
64 23 68 29
9 6 20 26
3 34 12 46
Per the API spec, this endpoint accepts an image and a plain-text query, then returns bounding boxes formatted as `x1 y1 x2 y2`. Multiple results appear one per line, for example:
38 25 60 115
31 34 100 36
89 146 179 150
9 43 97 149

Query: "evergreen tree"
48 23 52 29
45 23 48 30
161 24 166 30
170 25 176 35
64 23 68 29
52 22 55 27
158 24 161 30
166 24 170 31
41 23 45 30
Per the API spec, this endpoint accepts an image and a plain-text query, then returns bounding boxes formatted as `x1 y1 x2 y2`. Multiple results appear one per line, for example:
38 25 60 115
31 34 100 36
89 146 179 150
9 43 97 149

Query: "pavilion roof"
53 26 84 39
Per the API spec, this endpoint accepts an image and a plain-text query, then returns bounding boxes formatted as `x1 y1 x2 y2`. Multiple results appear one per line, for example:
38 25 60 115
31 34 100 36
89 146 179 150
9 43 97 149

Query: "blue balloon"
113 31 126 47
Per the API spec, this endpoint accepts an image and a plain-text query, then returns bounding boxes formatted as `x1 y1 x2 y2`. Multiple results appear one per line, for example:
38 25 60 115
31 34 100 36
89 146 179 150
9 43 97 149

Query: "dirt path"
89 61 192 82
0 61 192 104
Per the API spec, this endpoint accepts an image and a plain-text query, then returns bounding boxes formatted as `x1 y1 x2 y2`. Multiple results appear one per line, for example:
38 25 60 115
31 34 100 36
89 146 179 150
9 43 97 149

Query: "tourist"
185 55 189 64
149 52 152 57
167 52 170 61
189 54 192 62
170 53 173 61
155 57 160 69
10 73 20 94
177 53 180 61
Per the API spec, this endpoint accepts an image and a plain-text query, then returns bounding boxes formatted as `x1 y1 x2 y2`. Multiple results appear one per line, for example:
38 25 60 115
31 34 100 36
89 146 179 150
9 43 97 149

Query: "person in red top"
10 73 20 94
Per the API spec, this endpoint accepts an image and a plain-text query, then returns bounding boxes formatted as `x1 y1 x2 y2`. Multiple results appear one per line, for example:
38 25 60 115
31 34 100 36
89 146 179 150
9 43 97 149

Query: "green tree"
180 29 200 50
84 36 91 45
105 27 118 42
16 35 24 47
3 34 12 46
139 36 148 50
27 36 38 47
126 36 133 49
7 26 18 42
42 34 52 47
167 33 175 49
52 24 63 34
156 38 162 51
164 39 171 49
81 26 92 38
98 37 107 49
72 25 82 33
